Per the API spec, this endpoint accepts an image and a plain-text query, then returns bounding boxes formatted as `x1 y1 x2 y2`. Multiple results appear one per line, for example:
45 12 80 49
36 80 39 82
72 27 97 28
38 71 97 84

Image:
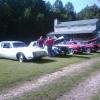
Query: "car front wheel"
86 48 91 54
68 49 74 55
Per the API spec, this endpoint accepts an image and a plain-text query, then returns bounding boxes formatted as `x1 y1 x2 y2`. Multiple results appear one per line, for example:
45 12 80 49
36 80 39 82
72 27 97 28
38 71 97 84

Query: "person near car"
45 36 54 57
37 36 44 48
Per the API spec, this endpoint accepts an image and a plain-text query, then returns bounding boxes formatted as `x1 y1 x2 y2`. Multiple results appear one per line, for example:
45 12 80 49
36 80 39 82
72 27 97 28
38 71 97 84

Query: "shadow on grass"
73 55 91 59
0 57 56 64
94 51 100 53
54 53 92 59
72 53 93 59
54 54 72 58
78 52 93 55
25 58 56 64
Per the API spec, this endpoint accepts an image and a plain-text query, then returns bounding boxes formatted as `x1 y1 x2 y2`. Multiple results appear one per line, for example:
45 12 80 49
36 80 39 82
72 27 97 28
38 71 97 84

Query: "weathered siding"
48 18 100 40
55 25 96 33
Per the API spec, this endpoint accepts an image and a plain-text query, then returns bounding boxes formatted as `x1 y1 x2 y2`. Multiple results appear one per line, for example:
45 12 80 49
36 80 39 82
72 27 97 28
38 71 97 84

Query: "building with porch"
47 18 100 40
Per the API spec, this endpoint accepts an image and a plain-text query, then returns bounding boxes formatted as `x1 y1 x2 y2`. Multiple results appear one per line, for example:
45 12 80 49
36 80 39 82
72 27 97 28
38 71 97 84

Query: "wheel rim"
19 54 24 62
69 49 74 55
86 48 91 54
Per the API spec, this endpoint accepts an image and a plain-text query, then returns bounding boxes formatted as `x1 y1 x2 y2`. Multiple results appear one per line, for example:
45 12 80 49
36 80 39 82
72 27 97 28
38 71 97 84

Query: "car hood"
65 44 80 49
54 44 80 49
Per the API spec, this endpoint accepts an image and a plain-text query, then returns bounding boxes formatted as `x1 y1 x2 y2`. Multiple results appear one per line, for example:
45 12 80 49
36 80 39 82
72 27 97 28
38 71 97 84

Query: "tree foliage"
64 2 76 21
77 4 100 19
0 0 99 39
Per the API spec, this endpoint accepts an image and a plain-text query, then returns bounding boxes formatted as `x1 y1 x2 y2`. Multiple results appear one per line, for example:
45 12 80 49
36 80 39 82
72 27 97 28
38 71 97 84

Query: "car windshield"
13 42 27 48
76 41 87 45
77 41 84 45
66 41 77 44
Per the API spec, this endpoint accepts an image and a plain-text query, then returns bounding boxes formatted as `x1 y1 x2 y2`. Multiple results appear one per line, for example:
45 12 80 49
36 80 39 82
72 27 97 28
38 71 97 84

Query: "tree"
65 2 74 13
52 0 67 21
45 1 53 12
64 2 76 21
0 0 49 38
77 4 100 19
53 0 63 13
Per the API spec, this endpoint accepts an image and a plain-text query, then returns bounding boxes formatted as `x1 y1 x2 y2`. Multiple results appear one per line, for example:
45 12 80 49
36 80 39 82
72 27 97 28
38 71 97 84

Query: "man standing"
45 36 54 57
38 36 44 48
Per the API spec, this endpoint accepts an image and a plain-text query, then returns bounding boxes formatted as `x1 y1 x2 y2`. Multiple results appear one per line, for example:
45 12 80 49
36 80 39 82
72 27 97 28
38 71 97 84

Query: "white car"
29 41 66 56
0 41 47 62
29 41 48 53
29 41 39 48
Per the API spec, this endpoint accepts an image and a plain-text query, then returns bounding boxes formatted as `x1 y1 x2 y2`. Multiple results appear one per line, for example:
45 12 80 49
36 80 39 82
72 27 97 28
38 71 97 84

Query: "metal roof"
55 19 99 27
48 29 98 35
48 19 100 35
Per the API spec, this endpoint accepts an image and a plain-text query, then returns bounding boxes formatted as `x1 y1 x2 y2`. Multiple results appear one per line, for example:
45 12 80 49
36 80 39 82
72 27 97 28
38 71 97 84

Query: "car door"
1 43 13 59
0 42 7 58
0 42 3 58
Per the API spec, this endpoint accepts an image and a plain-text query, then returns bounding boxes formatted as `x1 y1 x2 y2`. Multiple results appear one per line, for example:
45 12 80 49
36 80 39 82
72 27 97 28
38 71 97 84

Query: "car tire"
17 53 25 62
86 48 91 54
68 49 74 55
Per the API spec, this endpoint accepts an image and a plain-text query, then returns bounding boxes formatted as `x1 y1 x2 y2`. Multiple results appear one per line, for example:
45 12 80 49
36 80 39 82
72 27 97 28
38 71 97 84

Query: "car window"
33 42 38 46
73 42 77 44
66 42 76 44
3 43 11 48
13 42 27 48
96 42 100 44
79 42 85 45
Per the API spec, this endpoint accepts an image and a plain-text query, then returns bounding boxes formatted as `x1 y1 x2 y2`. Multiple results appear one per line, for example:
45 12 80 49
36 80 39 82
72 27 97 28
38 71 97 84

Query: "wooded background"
0 0 100 40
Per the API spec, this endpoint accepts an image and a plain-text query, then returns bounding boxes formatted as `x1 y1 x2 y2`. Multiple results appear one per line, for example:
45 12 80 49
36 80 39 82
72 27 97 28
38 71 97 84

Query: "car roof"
31 41 37 43
0 41 24 43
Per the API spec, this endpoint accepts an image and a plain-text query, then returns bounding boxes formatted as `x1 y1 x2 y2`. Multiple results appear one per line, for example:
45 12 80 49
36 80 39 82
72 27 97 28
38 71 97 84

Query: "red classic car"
88 37 100 52
64 41 81 53
93 41 100 51
75 41 95 53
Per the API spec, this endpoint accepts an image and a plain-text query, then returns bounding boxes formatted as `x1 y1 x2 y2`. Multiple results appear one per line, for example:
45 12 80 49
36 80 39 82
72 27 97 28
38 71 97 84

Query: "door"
0 43 13 59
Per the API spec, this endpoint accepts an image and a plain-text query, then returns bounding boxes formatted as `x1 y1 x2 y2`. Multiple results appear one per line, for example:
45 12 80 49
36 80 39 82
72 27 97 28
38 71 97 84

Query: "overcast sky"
44 0 100 12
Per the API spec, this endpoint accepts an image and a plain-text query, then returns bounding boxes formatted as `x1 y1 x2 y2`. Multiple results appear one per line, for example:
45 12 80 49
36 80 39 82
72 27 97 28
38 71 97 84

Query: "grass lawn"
92 91 100 100
0 52 100 91
14 58 100 100
92 94 100 100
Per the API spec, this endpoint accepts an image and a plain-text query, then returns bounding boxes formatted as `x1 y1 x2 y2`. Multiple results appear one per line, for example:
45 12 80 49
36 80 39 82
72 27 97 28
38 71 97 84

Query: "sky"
44 0 100 13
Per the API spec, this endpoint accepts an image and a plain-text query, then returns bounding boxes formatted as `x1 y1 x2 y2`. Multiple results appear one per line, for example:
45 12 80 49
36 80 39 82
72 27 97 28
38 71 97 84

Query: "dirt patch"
57 72 100 100
0 57 100 100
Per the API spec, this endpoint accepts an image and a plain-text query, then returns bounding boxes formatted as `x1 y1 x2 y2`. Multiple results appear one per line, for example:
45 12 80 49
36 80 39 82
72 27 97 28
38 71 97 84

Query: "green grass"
92 92 100 100
0 52 100 90
15 59 100 100
92 95 100 100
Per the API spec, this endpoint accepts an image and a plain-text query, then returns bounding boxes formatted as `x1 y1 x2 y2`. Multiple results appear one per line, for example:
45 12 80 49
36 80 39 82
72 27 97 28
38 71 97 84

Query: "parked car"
0 41 47 62
93 41 100 51
29 41 39 48
52 45 69 55
55 41 81 55
29 41 70 56
88 37 100 52
75 41 95 53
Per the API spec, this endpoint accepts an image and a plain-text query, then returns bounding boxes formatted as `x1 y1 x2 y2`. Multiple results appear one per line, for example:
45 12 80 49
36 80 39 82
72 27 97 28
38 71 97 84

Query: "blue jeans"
47 46 54 57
